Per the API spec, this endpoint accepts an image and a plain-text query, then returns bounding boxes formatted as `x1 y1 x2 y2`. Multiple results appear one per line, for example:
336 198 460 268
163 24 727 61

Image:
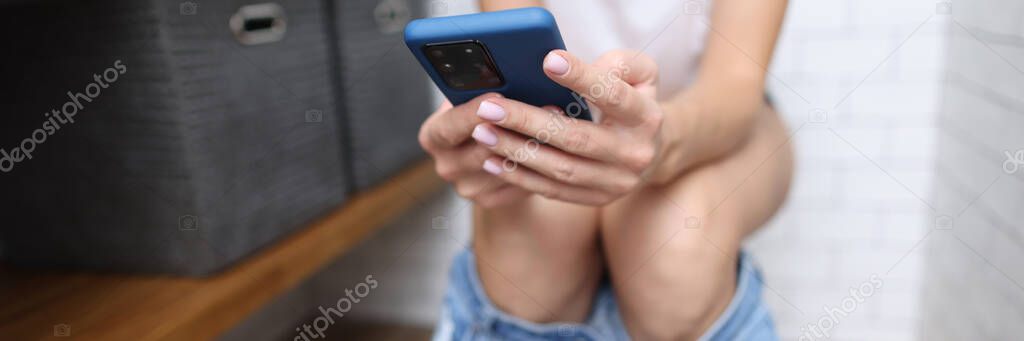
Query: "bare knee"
614 230 738 340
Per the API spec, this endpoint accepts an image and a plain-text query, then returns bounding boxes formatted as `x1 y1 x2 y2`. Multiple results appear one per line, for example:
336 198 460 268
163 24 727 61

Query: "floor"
332 322 433 340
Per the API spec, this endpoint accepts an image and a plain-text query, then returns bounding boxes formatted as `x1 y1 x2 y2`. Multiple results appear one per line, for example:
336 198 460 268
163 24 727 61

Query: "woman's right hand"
418 93 531 208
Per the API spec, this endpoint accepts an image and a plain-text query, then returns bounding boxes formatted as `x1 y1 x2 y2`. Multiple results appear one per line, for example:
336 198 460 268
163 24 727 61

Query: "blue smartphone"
403 7 591 121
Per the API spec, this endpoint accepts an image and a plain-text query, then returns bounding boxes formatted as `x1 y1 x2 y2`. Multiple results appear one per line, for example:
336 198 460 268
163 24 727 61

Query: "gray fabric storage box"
0 0 348 275
332 0 433 190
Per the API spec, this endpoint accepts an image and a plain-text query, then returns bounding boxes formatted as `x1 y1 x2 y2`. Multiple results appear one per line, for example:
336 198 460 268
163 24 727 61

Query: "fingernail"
477 100 506 121
483 159 502 175
471 124 498 147
543 52 570 75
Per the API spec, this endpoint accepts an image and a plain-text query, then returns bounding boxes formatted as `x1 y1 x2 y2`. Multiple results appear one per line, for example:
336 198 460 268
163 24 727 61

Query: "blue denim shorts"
432 249 778 341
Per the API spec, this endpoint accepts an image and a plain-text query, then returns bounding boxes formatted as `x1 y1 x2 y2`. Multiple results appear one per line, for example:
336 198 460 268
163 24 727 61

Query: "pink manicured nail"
483 159 502 175
477 100 506 121
543 52 570 75
471 125 498 146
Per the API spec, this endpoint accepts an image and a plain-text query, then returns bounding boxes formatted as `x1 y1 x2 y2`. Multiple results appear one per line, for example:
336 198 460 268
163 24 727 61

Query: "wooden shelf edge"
0 160 444 341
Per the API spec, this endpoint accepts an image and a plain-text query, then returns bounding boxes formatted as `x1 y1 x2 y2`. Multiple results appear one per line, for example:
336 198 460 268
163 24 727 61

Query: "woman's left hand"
470 49 667 206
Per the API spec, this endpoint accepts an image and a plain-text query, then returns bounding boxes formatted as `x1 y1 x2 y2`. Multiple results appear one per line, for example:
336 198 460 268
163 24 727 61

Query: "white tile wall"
918 0 1024 339
745 0 950 340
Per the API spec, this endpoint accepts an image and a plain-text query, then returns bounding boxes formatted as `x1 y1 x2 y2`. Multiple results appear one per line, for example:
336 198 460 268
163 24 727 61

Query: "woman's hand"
470 50 669 206
418 94 532 208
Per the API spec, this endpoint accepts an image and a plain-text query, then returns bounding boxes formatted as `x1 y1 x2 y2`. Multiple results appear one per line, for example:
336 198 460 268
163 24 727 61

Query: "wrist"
647 100 693 185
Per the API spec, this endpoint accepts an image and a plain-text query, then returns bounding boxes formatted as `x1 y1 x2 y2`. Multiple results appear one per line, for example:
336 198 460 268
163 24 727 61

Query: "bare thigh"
599 105 794 340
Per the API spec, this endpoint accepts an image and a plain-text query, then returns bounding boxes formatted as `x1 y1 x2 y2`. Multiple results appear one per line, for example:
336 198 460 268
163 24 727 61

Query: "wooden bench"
0 161 443 340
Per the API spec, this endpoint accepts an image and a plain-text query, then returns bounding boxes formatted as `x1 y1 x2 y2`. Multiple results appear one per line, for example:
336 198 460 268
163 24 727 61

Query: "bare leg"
473 196 603 323
467 0 605 324
600 105 794 340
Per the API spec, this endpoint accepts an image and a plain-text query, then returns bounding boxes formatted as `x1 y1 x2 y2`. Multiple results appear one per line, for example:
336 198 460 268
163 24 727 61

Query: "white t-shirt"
547 0 712 99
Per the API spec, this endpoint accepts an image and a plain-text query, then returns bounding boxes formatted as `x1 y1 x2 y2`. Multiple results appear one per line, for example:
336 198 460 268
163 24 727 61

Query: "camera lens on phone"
425 41 503 90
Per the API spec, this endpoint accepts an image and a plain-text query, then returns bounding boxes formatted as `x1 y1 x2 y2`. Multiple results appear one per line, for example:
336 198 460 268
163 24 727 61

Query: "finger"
481 156 612 206
475 98 628 163
591 49 658 97
419 93 503 150
542 50 656 124
433 143 495 180
473 124 637 194
590 49 658 87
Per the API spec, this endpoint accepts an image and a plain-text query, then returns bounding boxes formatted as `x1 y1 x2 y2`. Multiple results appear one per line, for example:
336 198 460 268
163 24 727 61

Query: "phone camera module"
424 41 504 91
